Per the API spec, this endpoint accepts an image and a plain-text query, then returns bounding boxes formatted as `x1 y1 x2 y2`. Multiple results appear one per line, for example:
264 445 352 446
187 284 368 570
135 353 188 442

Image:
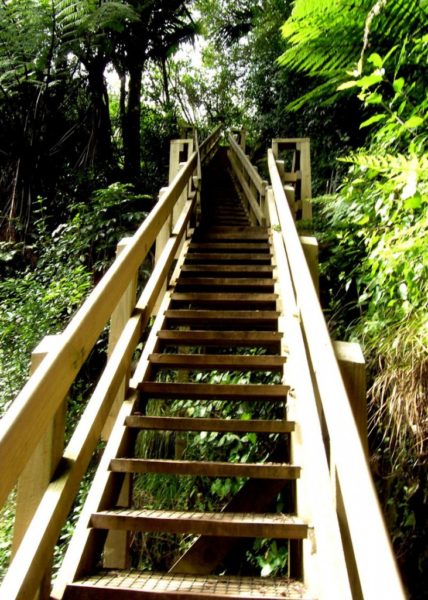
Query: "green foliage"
280 0 424 110
307 13 428 590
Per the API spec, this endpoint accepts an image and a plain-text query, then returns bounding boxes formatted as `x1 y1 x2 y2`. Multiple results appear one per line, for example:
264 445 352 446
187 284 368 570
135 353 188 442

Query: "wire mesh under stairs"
51 153 313 600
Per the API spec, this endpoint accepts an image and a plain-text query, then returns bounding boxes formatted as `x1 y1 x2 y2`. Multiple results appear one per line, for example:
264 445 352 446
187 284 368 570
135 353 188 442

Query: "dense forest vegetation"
0 0 426 597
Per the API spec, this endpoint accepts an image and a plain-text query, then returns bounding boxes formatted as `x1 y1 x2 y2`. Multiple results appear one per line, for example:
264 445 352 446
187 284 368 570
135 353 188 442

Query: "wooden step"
148 354 286 371
90 509 308 539
175 278 275 291
189 243 270 252
180 265 274 277
198 226 269 233
139 382 289 401
110 459 300 479
64 571 312 599
157 330 283 349
124 416 295 433
164 310 280 330
170 293 277 308
194 230 269 240
184 254 271 264
195 232 269 239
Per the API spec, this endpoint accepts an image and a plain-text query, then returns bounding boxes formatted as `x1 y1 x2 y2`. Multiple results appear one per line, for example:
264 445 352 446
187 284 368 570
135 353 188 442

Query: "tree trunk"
86 56 113 169
123 64 142 182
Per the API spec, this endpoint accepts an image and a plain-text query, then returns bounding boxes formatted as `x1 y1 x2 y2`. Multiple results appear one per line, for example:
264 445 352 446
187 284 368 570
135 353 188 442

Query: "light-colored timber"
184 253 272 263
148 353 286 371
138 382 289 400
90 509 308 539
0 127 405 600
175 277 275 290
156 330 283 348
164 310 280 328
63 572 312 600
124 416 295 433
109 458 300 479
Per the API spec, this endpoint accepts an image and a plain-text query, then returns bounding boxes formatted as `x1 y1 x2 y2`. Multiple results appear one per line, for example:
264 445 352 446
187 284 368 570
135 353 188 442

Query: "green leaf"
393 77 405 93
404 197 422 210
365 92 383 105
360 114 386 128
404 116 424 128
368 53 383 68
337 80 359 91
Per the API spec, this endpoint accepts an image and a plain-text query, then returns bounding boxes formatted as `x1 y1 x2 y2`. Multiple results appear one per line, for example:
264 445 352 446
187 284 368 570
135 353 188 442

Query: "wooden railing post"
271 139 312 221
12 334 65 599
102 237 137 440
102 236 137 569
333 340 367 599
333 341 367 455
300 236 319 297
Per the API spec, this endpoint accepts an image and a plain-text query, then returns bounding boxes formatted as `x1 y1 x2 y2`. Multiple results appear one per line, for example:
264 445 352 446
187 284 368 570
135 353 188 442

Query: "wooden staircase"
54 156 312 599
0 129 405 600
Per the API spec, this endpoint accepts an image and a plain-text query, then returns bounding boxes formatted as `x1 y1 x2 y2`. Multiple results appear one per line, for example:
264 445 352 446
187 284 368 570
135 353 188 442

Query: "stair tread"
157 330 283 347
171 292 277 303
189 243 270 251
110 458 300 479
180 265 273 276
194 231 269 239
124 416 294 433
65 571 312 599
175 278 275 288
139 382 289 400
149 354 286 370
165 310 280 321
90 509 308 538
185 254 271 262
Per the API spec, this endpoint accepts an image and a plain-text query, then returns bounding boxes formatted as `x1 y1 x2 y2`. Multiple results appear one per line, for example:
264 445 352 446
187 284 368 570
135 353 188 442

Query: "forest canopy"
0 0 427 597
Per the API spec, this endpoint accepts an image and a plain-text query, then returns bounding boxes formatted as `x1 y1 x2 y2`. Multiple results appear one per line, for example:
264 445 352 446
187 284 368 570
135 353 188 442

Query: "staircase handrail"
227 132 267 225
267 149 405 600
0 129 219 510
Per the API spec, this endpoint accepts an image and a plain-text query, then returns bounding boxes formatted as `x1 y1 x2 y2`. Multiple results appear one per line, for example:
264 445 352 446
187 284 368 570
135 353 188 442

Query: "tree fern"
279 0 425 108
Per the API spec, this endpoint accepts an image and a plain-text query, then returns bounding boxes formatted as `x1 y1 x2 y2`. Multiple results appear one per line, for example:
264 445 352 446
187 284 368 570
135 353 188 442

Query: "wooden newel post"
12 334 65 599
271 138 312 221
332 340 367 600
102 237 137 440
102 236 137 569
300 236 319 297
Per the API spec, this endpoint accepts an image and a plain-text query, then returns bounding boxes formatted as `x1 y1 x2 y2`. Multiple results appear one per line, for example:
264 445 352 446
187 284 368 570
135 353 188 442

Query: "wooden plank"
228 152 265 226
170 292 277 307
148 354 286 371
90 509 308 539
189 243 269 252
50 295 173 600
157 330 282 348
300 236 319 298
164 310 280 329
268 152 405 599
103 237 137 441
139 382 289 401
175 278 275 290
64 572 311 600
124 416 294 433
267 186 352 598
109 459 300 479
0 150 198 508
180 265 273 277
227 134 266 196
184 253 271 263
193 232 269 241
333 341 367 456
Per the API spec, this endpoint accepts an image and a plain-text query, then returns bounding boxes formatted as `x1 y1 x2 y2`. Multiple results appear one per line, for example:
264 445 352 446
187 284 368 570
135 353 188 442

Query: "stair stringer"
268 192 352 600
50 292 172 600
